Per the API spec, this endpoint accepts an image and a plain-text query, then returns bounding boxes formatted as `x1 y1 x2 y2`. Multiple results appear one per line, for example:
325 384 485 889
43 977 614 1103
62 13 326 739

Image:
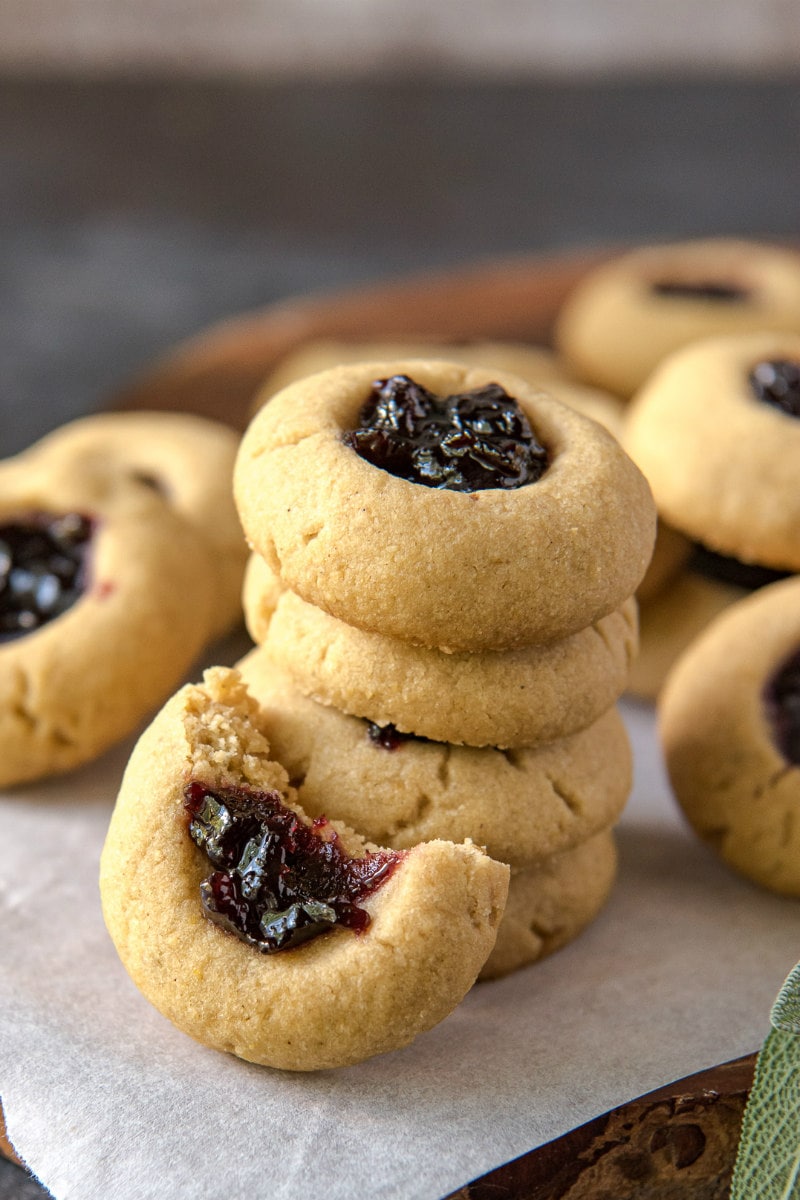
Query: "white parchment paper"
1 689 799 1200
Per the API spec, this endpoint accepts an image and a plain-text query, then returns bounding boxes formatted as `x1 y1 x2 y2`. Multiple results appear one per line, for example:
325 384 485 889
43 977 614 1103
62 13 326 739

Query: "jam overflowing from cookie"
763 647 800 765
185 780 402 952
343 375 548 491
650 280 749 302
0 511 93 641
689 542 790 592
749 359 800 418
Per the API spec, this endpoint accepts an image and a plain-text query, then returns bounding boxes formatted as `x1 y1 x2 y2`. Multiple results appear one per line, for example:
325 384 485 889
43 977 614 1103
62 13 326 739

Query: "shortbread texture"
556 238 800 397
100 669 509 1071
234 359 656 651
237 652 631 869
659 577 800 896
479 830 617 980
0 461 215 786
625 332 800 572
31 410 247 636
243 554 638 748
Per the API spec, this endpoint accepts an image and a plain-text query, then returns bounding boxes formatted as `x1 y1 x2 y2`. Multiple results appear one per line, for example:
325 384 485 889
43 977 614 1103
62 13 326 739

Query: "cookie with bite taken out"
100 668 509 1071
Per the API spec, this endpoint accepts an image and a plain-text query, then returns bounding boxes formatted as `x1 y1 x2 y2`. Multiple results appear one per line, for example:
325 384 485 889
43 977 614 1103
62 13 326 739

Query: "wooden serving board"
111 248 611 427
2 247 756 1196
445 1055 754 1200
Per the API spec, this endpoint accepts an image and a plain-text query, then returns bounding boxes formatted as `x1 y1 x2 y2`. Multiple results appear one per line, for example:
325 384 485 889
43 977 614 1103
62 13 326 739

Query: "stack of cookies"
233 358 657 979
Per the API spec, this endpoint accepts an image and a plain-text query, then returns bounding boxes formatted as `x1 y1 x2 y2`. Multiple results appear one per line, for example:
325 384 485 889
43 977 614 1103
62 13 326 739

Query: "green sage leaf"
730 961 800 1200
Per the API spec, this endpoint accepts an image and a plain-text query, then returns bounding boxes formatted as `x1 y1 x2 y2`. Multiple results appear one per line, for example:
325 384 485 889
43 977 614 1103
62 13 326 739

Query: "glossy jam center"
749 359 800 418
343 375 548 491
0 511 93 641
185 780 402 952
763 647 800 765
650 280 749 302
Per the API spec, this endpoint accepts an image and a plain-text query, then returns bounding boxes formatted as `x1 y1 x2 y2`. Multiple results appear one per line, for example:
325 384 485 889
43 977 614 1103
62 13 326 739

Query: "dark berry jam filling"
0 511 93 641
650 280 749 302
343 375 548 492
763 647 800 765
749 359 800 418
689 543 790 592
184 780 402 953
367 721 420 751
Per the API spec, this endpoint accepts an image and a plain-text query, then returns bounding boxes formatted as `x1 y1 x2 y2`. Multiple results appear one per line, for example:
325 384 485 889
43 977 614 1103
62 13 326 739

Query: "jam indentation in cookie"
343 374 548 491
0 511 93 641
763 646 800 765
649 279 749 303
749 359 800 418
185 780 402 952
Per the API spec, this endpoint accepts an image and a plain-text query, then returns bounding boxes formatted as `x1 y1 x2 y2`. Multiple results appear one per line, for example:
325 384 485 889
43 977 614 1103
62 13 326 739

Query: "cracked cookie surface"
237 650 631 869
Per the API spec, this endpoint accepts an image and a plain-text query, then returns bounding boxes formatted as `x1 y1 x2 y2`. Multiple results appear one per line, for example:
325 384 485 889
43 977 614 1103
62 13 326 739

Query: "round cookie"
31 411 247 635
237 649 632 869
556 238 800 398
625 332 800 572
100 668 509 1071
257 338 571 413
0 458 215 787
478 830 617 981
261 349 685 606
235 360 656 651
243 553 638 748
659 575 800 896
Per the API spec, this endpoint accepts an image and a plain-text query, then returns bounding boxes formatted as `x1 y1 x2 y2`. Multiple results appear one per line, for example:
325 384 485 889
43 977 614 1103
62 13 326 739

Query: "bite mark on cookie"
100 667 511 1070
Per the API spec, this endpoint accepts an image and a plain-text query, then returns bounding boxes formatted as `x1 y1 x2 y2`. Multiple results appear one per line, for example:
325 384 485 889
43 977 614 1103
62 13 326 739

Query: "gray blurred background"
1 0 799 76
0 8 798 439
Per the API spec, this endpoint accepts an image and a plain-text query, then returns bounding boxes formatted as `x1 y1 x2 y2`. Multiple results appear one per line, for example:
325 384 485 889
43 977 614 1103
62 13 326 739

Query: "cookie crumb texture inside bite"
100 668 509 1071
